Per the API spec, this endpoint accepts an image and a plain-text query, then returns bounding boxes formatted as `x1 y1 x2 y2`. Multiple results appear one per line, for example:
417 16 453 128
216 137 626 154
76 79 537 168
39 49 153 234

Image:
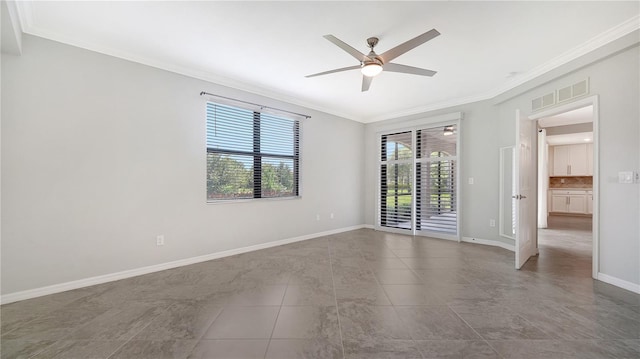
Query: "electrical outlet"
468 177 474 185
489 219 496 227
330 213 334 219
316 214 320 221
156 235 165 246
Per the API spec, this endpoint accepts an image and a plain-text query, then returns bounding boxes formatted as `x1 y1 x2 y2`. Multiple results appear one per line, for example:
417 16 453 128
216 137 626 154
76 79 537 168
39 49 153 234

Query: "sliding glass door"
379 123 459 239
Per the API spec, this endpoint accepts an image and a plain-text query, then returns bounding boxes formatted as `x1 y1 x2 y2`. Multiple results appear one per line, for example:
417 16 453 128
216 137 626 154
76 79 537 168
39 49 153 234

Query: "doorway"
529 99 598 278
536 105 594 277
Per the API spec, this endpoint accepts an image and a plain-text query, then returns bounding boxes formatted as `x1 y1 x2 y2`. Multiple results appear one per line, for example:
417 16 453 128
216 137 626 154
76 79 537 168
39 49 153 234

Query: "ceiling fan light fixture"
361 63 383 77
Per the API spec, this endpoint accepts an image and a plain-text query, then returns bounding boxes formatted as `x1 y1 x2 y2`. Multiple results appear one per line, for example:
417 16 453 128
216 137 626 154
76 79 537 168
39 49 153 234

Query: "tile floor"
2 225 639 358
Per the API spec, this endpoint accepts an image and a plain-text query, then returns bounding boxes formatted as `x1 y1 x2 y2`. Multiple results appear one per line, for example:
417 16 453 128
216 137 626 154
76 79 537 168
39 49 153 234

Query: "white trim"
597 273 640 294
462 236 515 252
373 112 463 133
0 225 366 304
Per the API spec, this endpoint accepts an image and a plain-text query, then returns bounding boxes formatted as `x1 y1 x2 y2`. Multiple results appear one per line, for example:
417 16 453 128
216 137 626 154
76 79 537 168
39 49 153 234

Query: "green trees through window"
206 102 299 200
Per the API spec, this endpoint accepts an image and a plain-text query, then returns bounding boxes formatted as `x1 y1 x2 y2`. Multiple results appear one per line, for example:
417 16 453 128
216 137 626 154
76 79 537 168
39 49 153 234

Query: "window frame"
206 101 301 203
376 116 461 241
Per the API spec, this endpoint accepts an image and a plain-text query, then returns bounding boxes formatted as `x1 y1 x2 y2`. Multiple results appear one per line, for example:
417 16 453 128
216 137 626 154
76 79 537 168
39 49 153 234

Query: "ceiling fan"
306 29 440 92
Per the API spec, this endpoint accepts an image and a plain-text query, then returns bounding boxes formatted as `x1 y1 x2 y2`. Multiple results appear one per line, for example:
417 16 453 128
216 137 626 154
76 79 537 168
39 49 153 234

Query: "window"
206 102 300 201
379 123 459 238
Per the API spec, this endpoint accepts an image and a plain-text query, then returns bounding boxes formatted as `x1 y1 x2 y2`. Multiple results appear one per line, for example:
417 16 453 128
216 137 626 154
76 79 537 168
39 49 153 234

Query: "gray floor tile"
0 339 55 359
31 340 124 359
66 303 164 340
414 340 499 358
266 338 343 359
133 300 223 340
226 285 287 306
382 285 445 305
203 306 280 339
566 304 640 339
395 306 481 340
272 306 340 340
373 269 423 284
283 285 336 306
338 303 411 342
490 339 640 359
188 339 269 359
342 339 422 359
452 309 551 340
335 284 392 306
3 226 639 358
107 339 196 359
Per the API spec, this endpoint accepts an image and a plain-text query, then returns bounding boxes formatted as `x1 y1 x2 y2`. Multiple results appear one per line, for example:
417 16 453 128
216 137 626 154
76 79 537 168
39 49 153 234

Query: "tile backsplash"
549 176 592 188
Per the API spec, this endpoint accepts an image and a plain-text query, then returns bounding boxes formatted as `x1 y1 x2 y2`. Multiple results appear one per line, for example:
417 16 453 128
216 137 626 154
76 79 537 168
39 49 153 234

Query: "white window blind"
379 124 459 237
206 102 300 200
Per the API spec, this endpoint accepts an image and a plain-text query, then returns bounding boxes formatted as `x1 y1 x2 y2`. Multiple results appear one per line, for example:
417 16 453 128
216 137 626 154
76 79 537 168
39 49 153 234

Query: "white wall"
496 44 640 287
1 35 365 295
364 38 640 288
363 101 508 246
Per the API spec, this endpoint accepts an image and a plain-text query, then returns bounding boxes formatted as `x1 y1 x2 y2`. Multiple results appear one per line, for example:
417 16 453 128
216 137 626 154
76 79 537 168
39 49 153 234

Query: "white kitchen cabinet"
550 190 589 214
567 195 587 213
551 144 589 176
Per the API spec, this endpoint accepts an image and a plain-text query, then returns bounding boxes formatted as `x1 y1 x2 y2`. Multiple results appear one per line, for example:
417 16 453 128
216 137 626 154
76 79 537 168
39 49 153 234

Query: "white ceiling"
538 105 593 128
547 132 593 146
13 1 640 123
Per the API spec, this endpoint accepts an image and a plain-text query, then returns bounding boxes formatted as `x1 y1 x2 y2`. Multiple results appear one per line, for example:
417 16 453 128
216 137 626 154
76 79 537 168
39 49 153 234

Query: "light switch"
619 171 633 184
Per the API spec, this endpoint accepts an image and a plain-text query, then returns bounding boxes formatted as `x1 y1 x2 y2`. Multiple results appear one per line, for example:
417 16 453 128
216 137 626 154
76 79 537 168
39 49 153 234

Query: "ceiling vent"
532 92 556 112
532 78 590 112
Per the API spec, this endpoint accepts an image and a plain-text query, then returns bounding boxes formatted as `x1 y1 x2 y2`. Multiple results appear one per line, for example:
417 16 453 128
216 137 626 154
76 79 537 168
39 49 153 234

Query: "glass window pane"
207 153 254 200
206 103 254 153
417 125 456 158
260 114 296 156
261 157 295 198
381 131 413 161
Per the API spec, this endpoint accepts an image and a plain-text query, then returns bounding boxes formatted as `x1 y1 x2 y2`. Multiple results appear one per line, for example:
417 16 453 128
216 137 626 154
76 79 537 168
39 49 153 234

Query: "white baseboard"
363 224 375 229
461 236 515 252
1 224 366 304
597 272 640 294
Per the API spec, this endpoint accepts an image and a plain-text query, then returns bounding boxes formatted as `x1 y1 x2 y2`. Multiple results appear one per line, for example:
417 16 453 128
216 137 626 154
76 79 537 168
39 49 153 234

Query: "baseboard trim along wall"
461 236 515 252
1 225 366 304
597 272 640 294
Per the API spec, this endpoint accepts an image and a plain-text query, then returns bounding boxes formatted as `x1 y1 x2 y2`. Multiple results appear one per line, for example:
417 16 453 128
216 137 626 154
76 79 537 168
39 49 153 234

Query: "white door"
514 110 537 269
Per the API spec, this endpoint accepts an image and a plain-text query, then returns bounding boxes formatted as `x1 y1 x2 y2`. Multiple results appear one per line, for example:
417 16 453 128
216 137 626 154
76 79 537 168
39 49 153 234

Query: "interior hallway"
2 228 639 359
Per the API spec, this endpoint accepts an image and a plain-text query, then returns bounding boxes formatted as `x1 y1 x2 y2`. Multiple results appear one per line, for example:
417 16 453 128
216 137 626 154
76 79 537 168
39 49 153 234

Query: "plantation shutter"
415 126 457 234
378 122 459 238
206 102 300 200
380 131 413 229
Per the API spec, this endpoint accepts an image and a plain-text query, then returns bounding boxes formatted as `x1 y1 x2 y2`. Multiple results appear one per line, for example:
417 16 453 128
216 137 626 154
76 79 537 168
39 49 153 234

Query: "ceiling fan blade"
384 63 437 77
324 35 371 62
362 75 373 92
379 29 440 63
306 65 361 78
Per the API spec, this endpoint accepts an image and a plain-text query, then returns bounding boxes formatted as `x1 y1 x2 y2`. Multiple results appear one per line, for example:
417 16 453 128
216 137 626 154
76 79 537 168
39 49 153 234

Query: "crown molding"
12 3 640 124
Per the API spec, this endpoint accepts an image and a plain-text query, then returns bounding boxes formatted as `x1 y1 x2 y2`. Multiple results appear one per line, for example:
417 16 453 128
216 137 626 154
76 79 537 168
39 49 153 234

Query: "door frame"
528 95 600 279
374 116 462 242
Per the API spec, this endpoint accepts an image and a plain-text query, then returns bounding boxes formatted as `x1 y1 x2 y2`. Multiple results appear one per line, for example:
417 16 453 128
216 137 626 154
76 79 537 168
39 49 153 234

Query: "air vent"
532 92 555 111
558 79 589 104
532 78 590 112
